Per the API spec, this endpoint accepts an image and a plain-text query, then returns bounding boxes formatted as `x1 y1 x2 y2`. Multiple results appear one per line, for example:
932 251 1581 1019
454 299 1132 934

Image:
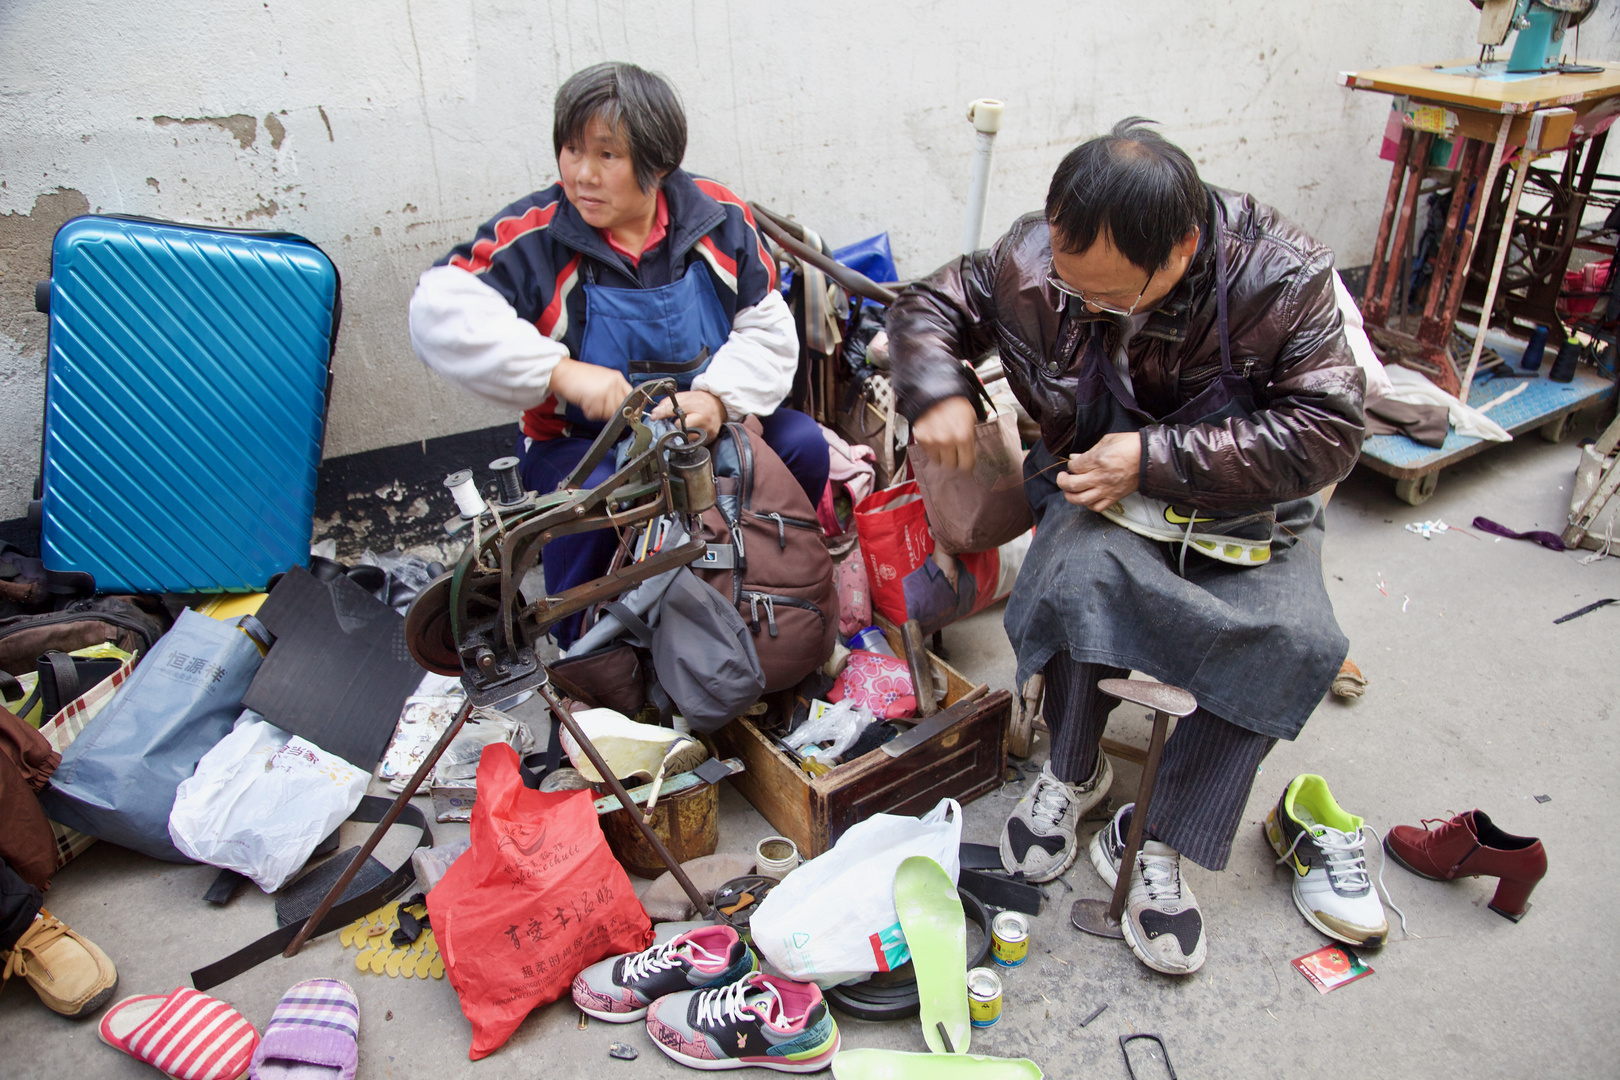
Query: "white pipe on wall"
962 98 1004 255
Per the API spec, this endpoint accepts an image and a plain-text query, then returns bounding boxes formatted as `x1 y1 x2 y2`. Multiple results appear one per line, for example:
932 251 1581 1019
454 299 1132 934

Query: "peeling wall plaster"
2 0 1619 521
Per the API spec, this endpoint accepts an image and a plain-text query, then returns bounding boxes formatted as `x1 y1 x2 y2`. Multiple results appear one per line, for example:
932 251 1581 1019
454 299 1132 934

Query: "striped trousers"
1044 651 1276 871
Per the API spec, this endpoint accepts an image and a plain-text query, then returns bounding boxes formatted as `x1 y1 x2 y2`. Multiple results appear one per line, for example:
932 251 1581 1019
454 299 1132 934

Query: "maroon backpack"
695 418 836 693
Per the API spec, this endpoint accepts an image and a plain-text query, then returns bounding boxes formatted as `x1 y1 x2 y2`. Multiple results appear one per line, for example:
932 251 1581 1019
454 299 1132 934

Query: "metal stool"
1071 678 1198 938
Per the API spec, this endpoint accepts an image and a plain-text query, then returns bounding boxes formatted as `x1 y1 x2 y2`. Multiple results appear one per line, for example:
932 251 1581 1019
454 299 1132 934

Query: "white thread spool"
445 470 487 518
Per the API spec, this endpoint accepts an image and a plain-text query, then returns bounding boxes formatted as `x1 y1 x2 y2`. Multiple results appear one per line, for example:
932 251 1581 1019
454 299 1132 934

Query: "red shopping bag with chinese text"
853 481 1007 627
427 743 652 1060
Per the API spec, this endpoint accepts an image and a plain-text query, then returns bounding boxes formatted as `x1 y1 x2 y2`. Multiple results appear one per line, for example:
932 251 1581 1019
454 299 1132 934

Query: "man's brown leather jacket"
888 187 1365 513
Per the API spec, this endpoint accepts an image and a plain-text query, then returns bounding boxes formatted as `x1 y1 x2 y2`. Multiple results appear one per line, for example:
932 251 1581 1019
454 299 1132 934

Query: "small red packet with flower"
1291 944 1373 994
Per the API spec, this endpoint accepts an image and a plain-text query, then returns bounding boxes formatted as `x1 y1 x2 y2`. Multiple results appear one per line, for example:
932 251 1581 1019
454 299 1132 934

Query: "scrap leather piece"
244 566 424 771
0 703 62 888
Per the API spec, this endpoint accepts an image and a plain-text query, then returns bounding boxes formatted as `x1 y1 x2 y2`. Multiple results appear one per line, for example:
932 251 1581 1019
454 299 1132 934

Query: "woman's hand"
649 389 727 443
912 396 978 471
550 358 633 421
1057 431 1141 510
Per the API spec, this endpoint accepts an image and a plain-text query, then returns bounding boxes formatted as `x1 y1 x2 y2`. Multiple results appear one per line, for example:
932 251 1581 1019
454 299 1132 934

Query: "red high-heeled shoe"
1384 810 1546 922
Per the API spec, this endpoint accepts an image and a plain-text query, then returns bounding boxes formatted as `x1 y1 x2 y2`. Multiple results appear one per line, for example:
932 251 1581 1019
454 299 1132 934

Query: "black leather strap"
43 652 79 710
190 797 431 991
0 670 22 704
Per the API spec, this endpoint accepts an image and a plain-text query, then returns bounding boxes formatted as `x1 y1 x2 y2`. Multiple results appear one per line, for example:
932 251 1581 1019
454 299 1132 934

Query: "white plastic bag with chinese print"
169 712 368 892
750 797 962 986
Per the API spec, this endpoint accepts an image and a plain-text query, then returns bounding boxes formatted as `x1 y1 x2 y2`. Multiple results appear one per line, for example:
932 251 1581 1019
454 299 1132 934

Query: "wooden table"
1340 59 1620 503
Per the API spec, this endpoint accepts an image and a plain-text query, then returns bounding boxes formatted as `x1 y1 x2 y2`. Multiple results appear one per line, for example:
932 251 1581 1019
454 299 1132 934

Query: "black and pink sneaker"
571 925 757 1023
646 972 840 1072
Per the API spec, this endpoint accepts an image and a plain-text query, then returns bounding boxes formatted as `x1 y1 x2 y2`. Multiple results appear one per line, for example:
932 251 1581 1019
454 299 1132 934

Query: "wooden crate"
709 636 1010 858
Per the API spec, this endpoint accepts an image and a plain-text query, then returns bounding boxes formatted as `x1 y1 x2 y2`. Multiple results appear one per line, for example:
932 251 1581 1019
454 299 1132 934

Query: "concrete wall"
4 0 1619 520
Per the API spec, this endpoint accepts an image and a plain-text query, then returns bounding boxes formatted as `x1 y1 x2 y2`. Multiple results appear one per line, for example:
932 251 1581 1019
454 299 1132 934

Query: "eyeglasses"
1047 259 1153 317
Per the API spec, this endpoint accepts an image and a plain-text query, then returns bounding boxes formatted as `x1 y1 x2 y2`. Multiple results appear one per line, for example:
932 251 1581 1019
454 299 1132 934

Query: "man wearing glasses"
888 118 1365 975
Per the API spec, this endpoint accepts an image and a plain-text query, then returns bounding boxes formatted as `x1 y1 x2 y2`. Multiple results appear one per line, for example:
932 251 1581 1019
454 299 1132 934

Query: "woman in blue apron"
411 62 828 647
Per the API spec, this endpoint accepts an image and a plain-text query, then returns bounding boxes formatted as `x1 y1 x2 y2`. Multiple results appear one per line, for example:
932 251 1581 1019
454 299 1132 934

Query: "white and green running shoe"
1101 493 1275 568
1265 774 1404 948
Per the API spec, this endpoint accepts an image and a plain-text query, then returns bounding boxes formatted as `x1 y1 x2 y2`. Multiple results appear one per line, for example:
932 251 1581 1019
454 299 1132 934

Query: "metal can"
967 967 1003 1028
990 911 1030 967
850 625 897 658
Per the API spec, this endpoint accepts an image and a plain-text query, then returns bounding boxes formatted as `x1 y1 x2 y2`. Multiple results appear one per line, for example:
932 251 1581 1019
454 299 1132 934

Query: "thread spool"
444 470 487 518
489 457 525 505
1521 324 1550 372
1550 337 1581 383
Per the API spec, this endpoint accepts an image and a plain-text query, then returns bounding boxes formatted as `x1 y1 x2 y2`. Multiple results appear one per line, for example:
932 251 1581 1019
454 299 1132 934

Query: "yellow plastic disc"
355 948 376 971
369 948 390 974
429 956 445 979
415 953 432 979
385 952 403 977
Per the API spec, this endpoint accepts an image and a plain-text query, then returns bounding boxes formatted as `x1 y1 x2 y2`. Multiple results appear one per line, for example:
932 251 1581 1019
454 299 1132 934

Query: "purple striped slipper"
249 979 359 1080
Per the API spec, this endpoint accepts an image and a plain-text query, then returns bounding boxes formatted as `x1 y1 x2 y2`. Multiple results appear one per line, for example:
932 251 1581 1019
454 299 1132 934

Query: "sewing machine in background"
1457 0 1603 76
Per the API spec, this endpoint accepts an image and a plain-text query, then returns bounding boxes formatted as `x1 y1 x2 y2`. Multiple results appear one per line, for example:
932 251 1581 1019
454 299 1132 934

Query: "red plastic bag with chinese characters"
427 743 652 1060
853 481 1005 627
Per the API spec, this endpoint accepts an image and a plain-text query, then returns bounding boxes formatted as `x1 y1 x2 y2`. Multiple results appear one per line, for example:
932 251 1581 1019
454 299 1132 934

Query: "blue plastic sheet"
780 232 897 301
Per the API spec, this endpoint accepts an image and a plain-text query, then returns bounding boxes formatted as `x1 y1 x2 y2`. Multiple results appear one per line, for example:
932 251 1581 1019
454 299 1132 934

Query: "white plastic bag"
168 714 368 892
750 798 962 986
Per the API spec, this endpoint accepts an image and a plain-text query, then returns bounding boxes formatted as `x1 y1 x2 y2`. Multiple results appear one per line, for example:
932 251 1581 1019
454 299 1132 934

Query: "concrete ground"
6 410 1617 1079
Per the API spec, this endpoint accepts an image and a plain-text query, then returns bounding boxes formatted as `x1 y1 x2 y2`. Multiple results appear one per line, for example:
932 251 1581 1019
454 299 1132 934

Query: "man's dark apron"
1003 204 1348 740
1067 199 1260 465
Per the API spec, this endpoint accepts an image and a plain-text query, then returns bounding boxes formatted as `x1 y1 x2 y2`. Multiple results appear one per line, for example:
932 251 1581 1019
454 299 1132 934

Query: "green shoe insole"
831 1048 1044 1079
893 855 969 1055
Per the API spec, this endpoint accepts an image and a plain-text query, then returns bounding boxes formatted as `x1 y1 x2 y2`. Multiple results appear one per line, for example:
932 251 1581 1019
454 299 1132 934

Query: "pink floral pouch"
827 649 916 719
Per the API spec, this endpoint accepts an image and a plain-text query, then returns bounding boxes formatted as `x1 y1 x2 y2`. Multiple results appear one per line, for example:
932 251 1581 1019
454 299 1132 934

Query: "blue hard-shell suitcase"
36 216 340 594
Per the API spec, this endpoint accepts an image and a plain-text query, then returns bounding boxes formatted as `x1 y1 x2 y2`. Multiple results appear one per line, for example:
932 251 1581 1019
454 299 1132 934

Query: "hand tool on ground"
1071 679 1198 939
287 383 722 957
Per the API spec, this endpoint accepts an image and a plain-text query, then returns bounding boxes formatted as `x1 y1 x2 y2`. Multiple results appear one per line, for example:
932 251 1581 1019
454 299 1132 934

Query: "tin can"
967 967 1003 1028
990 911 1030 967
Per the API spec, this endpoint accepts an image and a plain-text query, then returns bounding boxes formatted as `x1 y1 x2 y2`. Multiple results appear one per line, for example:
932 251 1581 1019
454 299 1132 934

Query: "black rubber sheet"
243 564 424 771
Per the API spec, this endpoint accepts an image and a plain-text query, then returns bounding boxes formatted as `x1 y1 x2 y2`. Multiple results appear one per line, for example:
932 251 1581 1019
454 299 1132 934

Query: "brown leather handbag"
909 366 1033 554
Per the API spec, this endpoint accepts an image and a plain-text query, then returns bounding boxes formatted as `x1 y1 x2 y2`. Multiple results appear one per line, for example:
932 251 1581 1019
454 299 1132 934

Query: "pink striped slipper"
249 979 359 1080
99 988 260 1080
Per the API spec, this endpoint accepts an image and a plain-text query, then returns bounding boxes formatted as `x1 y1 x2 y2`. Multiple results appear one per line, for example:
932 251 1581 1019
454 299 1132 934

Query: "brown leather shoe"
2 910 118 1017
1384 810 1546 922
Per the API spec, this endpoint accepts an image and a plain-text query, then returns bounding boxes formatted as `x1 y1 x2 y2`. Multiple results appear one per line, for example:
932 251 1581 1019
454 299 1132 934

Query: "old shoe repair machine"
284 380 721 956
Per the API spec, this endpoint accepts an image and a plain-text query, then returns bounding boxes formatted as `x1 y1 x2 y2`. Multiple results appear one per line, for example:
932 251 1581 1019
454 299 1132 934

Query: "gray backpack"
605 567 765 734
